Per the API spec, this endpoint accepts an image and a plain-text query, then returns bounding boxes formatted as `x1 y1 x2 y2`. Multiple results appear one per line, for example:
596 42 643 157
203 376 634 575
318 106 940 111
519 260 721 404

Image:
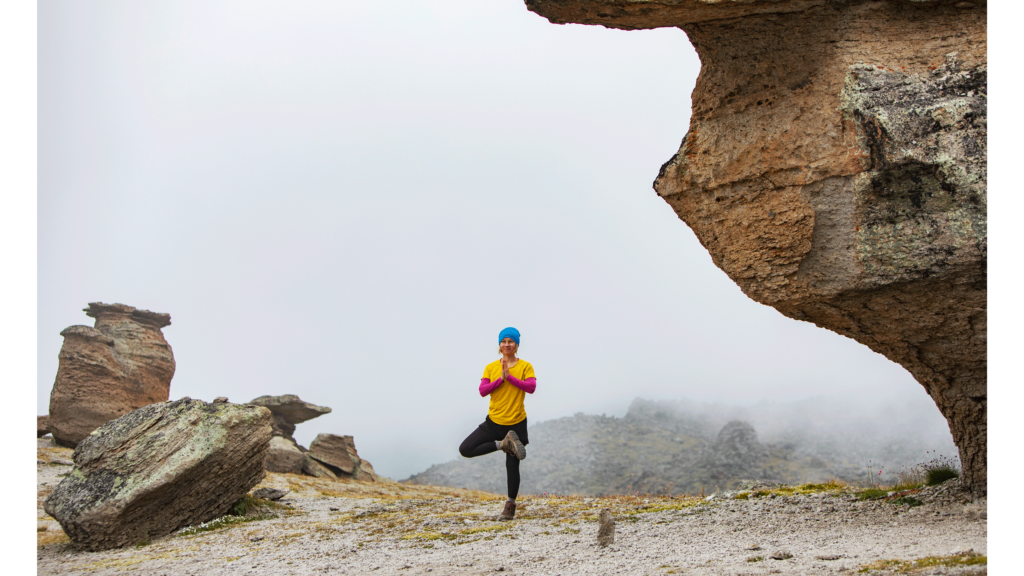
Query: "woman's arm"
479 377 503 397
505 375 536 394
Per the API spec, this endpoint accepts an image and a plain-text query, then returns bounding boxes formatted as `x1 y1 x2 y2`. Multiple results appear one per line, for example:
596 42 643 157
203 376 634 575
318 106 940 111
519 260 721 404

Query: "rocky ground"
37 438 986 575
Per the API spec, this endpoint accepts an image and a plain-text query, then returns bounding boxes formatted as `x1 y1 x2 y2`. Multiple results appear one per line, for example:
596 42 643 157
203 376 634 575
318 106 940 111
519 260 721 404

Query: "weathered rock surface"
48 303 176 448
43 397 272 551
308 433 376 482
265 436 306 474
301 455 338 479
356 460 377 482
248 394 331 441
38 415 51 438
309 434 359 474
524 0 987 493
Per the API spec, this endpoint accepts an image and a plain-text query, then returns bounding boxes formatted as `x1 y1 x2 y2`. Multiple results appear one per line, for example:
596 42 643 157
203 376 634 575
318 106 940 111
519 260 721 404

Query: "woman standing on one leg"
458 327 536 520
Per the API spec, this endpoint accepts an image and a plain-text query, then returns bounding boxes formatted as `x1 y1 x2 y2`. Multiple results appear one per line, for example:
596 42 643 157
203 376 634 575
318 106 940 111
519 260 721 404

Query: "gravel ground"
36 438 986 575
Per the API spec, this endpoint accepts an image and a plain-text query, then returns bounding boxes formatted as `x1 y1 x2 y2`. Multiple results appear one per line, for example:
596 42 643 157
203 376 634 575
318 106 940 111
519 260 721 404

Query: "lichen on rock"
43 397 272 551
48 302 176 448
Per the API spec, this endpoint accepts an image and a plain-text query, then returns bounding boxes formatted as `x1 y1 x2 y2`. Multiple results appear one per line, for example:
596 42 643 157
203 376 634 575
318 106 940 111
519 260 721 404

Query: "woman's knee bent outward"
458 416 530 499
459 416 530 459
458 327 537 519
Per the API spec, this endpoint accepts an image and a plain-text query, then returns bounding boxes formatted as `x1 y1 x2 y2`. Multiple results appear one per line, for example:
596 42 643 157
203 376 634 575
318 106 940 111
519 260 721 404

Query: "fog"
406 392 957 496
38 0 943 481
626 392 958 476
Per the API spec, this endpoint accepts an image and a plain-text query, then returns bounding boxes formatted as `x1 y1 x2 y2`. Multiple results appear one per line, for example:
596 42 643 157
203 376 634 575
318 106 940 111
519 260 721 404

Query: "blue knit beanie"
498 327 520 346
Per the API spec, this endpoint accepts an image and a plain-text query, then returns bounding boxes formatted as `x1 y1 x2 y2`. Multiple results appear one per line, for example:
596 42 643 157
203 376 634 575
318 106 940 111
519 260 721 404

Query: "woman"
458 326 536 520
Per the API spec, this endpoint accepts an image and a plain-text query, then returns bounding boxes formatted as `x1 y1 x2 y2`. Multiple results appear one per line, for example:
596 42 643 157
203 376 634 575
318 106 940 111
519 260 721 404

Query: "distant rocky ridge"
404 397 957 496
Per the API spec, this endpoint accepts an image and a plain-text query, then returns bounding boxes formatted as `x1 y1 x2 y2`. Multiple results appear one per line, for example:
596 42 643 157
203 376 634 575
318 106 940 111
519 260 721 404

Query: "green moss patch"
856 488 889 501
858 552 985 574
736 481 850 500
925 467 959 486
460 524 510 536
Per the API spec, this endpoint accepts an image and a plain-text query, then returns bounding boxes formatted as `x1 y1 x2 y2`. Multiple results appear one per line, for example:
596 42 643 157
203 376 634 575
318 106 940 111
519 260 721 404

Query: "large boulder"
309 433 359 474
308 433 376 482
43 397 272 551
248 394 331 441
524 0 987 494
37 415 51 438
265 436 306 474
48 303 176 448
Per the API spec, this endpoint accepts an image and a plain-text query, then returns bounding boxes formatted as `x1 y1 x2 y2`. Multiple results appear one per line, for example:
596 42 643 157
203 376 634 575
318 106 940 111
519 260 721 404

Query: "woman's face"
499 338 518 356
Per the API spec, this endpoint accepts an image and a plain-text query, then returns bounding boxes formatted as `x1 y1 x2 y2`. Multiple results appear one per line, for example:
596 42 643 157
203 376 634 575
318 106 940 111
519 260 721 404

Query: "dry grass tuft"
37 529 70 548
37 442 75 464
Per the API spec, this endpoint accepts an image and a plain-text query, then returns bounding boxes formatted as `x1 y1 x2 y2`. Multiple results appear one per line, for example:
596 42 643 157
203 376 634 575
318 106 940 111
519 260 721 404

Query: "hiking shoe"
499 500 516 521
498 430 526 460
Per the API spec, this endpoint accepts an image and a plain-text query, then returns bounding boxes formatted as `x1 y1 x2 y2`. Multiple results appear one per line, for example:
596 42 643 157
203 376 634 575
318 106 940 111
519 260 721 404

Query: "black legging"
459 417 529 500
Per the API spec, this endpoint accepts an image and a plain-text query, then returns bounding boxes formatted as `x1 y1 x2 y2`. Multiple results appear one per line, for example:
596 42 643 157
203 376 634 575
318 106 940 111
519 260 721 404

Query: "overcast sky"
36 0 954 480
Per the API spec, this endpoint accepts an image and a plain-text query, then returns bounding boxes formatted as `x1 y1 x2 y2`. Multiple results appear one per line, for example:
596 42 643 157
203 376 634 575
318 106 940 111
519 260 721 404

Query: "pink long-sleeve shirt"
479 374 537 396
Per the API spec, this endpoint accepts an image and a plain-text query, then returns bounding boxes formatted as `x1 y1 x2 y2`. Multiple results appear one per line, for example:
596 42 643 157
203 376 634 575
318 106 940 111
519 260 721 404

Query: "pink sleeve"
506 376 536 394
479 377 503 397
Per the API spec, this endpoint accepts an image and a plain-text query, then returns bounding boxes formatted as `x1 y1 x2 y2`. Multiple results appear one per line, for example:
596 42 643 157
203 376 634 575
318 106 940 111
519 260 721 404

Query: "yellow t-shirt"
483 359 534 426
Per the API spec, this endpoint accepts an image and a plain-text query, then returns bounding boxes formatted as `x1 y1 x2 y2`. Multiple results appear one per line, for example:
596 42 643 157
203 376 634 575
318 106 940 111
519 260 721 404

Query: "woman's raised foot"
499 430 526 460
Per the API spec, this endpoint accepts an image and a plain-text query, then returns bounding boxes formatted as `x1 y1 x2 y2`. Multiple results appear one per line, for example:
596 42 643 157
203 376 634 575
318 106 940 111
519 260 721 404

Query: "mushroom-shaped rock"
48 302 176 448
43 398 272 551
248 394 331 440
523 0 987 494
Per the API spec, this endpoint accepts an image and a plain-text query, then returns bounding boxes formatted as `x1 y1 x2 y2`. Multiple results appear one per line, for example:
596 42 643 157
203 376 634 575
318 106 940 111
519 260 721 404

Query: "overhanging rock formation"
523 0 987 493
